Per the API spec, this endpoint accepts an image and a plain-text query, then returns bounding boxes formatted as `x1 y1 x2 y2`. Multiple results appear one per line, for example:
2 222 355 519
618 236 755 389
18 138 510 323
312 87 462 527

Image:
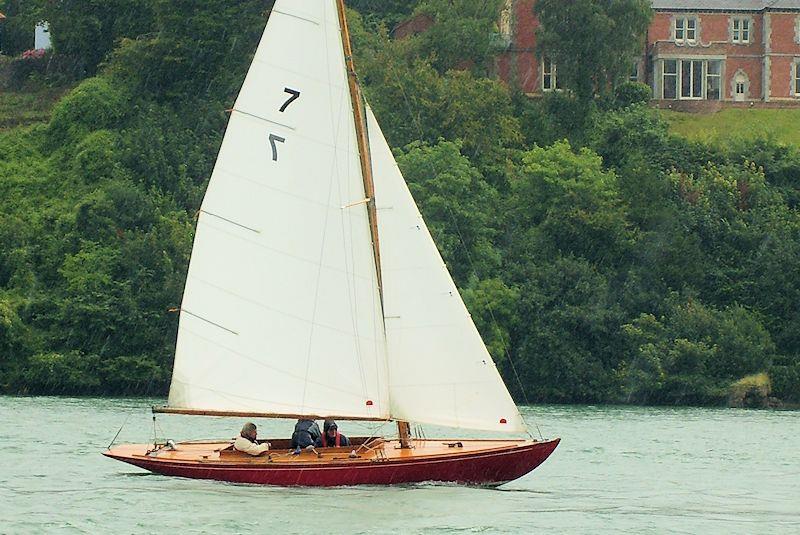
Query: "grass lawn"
660 108 800 146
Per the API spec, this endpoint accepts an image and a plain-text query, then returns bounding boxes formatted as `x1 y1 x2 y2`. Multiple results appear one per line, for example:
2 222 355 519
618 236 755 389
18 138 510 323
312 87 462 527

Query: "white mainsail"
167 0 525 433
366 108 526 433
168 0 390 420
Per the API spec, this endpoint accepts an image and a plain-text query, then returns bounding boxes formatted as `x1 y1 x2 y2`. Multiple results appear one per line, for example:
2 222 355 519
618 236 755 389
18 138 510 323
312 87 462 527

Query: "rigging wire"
354 419 394 454
381 1 543 440
107 411 133 450
151 408 168 446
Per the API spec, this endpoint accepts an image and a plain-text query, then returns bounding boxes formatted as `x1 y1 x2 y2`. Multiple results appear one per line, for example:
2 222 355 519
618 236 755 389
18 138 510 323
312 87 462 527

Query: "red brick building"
403 1 800 106
647 1 800 105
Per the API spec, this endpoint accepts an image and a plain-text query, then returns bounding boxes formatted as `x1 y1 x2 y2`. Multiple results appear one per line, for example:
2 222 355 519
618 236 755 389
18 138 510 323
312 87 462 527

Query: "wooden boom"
152 406 388 422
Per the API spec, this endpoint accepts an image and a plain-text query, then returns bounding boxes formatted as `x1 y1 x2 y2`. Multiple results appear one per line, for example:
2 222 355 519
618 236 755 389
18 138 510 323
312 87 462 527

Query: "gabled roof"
652 0 800 10
0 12 6 20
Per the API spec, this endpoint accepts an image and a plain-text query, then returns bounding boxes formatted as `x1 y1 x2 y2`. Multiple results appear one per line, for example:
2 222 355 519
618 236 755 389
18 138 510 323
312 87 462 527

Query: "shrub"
47 77 129 147
7 49 50 87
614 81 652 108
101 355 169 395
18 352 102 394
770 363 800 403
0 297 34 363
73 130 124 183
728 373 771 408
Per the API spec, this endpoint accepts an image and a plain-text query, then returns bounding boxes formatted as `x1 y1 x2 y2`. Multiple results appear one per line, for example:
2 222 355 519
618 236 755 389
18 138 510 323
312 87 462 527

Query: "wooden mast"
336 0 382 302
336 0 411 448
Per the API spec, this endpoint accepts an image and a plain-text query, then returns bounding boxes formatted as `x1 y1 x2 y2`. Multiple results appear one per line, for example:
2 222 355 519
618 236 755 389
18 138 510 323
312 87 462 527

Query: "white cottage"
34 21 51 50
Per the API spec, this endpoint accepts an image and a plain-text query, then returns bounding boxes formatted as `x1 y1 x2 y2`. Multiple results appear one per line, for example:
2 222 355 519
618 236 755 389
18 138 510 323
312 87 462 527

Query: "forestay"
167 0 390 420
366 108 526 433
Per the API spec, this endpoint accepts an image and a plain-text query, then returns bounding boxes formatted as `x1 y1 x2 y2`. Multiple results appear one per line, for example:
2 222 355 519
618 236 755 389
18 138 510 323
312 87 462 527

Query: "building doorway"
733 71 749 102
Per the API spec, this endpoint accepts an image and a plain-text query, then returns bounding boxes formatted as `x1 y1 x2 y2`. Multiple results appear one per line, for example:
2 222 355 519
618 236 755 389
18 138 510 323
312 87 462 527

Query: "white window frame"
661 58 723 101
662 59 679 99
674 17 698 44
680 59 705 100
706 60 722 100
630 61 640 82
731 17 751 44
796 16 800 44
542 57 560 91
793 60 800 97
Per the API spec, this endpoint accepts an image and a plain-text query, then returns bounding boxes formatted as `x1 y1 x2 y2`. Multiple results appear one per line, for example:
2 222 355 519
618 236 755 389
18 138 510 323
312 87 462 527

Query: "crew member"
291 418 321 450
316 419 350 448
233 422 270 456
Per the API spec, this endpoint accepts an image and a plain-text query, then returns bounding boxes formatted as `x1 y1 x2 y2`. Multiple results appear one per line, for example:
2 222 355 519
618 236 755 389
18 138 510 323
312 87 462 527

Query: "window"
662 58 723 100
796 16 800 45
732 18 750 44
630 62 639 82
794 61 800 97
681 59 703 98
542 57 561 91
663 60 678 99
732 70 749 101
706 60 721 100
675 17 697 43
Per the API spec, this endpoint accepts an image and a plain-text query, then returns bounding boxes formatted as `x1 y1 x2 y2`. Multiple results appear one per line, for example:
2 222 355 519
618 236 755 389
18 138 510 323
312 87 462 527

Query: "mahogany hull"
104 438 559 487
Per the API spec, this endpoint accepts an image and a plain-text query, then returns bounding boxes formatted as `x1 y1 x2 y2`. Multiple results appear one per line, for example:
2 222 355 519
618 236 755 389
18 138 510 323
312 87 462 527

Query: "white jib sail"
367 107 527 433
168 0 390 420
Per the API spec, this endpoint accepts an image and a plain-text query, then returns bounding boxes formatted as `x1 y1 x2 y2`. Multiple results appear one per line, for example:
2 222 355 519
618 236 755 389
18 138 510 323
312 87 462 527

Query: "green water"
0 397 797 534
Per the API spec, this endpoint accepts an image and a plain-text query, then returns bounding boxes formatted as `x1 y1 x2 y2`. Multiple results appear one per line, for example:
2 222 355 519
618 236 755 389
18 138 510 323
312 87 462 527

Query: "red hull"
104 439 559 487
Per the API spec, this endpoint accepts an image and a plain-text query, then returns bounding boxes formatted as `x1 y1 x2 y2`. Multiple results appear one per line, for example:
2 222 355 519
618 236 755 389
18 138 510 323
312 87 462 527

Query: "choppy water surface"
0 397 797 534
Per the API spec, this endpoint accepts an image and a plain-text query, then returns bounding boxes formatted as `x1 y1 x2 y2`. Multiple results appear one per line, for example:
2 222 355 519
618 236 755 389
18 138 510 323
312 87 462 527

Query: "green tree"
512 256 624 402
507 141 633 267
42 0 155 76
107 0 269 100
47 77 130 147
620 298 775 404
0 296 35 374
534 0 652 100
414 0 503 74
0 0 45 55
349 0 419 27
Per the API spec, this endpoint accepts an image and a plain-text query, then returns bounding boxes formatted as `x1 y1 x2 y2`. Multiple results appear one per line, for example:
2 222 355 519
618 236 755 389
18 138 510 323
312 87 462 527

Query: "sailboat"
104 0 559 486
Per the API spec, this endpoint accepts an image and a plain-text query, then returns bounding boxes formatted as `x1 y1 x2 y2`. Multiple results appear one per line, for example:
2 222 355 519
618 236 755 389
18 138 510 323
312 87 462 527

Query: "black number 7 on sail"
268 134 285 161
280 88 301 112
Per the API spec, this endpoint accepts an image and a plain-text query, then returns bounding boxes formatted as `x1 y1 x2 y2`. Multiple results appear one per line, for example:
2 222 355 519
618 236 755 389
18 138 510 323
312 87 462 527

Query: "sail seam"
199 210 260 233
180 310 238 335
271 9 320 25
250 57 347 89
187 277 381 341
212 166 361 211
226 109 359 155
170 379 384 416
171 345 378 403
229 108 295 130
196 219 374 280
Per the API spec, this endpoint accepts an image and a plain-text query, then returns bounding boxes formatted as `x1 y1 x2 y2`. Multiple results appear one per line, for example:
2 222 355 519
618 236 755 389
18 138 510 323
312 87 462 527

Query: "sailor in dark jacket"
316 419 350 448
291 418 321 450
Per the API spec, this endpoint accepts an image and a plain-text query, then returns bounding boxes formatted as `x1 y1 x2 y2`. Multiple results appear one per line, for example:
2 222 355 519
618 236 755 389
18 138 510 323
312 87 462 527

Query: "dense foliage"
1 1 799 405
534 0 653 101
